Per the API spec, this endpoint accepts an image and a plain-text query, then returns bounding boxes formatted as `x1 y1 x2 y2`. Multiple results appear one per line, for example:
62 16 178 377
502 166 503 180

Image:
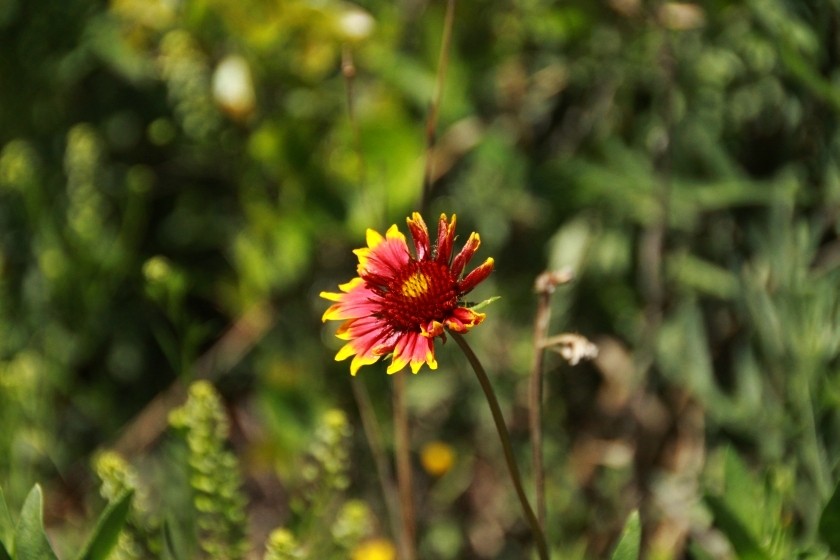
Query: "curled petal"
459 257 494 294
444 306 486 333
421 320 445 338
451 232 480 278
435 214 457 265
406 212 431 260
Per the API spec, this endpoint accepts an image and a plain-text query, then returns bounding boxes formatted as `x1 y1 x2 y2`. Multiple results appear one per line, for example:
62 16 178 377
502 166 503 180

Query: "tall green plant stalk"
451 332 549 560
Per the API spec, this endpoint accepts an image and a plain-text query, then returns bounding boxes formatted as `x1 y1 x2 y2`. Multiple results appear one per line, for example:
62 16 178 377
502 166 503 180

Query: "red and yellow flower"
321 213 494 375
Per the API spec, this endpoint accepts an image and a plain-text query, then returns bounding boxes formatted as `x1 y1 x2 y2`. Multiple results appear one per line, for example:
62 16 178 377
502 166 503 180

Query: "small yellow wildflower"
420 441 455 477
351 538 396 560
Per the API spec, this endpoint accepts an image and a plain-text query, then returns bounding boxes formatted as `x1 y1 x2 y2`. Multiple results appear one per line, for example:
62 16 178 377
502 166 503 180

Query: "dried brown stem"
528 286 552 530
350 380 405 559
393 373 416 560
528 269 574 530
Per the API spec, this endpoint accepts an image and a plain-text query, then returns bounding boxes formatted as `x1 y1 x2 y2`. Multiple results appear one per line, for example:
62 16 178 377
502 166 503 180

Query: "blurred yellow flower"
420 441 455 477
352 538 396 560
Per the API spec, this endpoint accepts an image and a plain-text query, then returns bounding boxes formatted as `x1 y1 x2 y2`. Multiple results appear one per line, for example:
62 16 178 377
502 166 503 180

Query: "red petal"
356 225 410 279
459 257 494 294
435 214 457 265
320 278 381 321
335 316 400 375
388 331 437 374
451 232 480 278
406 212 431 260
444 307 485 333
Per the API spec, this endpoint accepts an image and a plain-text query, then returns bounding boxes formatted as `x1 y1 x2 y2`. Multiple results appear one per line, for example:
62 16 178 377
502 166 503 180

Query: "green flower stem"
451 332 549 560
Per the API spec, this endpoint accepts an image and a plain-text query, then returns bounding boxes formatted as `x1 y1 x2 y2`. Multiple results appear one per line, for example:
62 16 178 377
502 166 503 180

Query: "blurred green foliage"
2 0 840 557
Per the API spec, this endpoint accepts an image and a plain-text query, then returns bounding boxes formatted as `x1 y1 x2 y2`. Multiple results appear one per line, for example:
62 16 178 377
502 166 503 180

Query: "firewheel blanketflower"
321 213 494 375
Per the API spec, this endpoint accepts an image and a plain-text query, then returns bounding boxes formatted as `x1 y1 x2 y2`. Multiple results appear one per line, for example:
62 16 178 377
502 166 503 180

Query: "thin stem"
527 270 573 530
528 289 552 530
421 0 456 210
341 45 364 183
451 332 549 560
393 373 416 560
350 379 405 558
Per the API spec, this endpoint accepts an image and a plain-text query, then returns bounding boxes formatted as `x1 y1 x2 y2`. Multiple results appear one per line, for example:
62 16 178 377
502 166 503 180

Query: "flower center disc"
381 261 458 330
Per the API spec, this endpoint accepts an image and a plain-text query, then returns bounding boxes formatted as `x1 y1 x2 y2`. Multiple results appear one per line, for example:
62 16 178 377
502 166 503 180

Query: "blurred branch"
112 302 276 456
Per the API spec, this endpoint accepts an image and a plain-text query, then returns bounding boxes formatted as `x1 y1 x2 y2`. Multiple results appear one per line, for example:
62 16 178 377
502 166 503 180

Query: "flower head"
321 213 494 375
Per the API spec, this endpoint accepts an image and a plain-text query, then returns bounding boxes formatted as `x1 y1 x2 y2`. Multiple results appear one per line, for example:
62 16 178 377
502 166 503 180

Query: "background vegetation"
2 0 840 558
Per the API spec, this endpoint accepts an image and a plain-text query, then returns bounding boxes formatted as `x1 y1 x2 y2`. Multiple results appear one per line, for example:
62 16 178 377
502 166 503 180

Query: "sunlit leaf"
469 296 500 312
75 490 134 560
610 510 641 560
14 485 59 560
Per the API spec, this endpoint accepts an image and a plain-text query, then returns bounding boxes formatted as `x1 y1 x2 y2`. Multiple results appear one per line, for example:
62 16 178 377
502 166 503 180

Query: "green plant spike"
610 510 641 560
75 490 134 560
169 381 247 559
818 478 840 555
14 485 59 560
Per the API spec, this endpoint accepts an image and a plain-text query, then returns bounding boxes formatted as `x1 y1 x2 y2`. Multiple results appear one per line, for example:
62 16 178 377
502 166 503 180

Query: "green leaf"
0 542 11 560
0 487 14 552
75 490 134 560
705 494 771 560
14 485 59 560
610 510 641 560
819 478 840 555
469 296 500 312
